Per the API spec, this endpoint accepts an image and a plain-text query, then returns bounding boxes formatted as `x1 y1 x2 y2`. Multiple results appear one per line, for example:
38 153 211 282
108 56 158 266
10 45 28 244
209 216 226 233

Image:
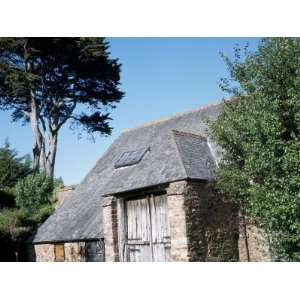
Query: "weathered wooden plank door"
126 197 152 262
54 244 65 262
149 194 171 262
126 193 171 262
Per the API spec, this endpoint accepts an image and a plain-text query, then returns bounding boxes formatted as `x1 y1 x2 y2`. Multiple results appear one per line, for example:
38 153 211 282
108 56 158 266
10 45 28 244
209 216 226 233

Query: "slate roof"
33 101 223 244
172 130 217 180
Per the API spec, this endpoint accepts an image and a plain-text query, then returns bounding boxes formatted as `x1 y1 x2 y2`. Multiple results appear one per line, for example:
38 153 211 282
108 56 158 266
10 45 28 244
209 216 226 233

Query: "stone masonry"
102 179 270 262
34 241 96 262
35 244 55 262
102 196 119 262
64 242 85 262
167 180 239 262
238 215 271 262
166 181 190 261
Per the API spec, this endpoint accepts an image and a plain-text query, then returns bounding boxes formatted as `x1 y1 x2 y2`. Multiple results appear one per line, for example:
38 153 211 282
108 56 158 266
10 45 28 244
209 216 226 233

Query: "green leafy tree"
0 139 31 191
0 139 31 208
0 204 54 261
212 38 300 261
0 38 124 177
0 171 56 261
15 173 54 210
0 208 28 261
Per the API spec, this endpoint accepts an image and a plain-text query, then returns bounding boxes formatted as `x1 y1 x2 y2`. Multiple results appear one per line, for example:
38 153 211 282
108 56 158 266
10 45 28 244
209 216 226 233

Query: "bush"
26 203 54 225
0 204 54 261
0 208 27 236
15 173 54 210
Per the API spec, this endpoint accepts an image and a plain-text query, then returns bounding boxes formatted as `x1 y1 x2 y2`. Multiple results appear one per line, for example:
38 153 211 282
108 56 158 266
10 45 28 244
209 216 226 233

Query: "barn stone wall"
35 244 55 262
166 182 189 261
166 180 271 262
102 179 271 262
102 196 119 262
167 180 239 262
64 242 85 262
34 240 104 262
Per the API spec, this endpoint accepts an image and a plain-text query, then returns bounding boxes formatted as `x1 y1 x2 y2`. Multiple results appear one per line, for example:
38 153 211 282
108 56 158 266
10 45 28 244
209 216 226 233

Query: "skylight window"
114 147 150 168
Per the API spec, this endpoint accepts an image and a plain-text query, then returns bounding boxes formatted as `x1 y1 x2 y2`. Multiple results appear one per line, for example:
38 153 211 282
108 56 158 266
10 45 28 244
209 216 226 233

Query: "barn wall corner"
167 181 189 261
102 196 119 262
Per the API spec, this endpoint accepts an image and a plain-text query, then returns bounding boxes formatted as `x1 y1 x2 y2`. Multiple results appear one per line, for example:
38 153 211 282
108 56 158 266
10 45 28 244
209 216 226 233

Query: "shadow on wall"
185 182 240 262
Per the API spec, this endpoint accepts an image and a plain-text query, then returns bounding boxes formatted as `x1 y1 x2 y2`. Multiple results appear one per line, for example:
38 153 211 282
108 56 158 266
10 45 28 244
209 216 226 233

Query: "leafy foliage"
0 38 123 134
0 204 54 261
0 141 57 261
212 38 300 261
0 208 28 238
15 173 54 210
0 139 31 191
0 140 31 209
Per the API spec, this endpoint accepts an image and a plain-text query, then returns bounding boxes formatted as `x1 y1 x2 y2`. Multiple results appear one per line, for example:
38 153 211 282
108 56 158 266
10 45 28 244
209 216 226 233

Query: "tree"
0 139 31 192
15 173 54 211
0 38 124 177
0 139 31 208
0 141 56 261
212 38 300 261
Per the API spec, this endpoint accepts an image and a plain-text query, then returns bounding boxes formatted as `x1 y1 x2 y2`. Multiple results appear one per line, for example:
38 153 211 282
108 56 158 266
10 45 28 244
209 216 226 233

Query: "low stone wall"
34 240 104 262
238 216 271 262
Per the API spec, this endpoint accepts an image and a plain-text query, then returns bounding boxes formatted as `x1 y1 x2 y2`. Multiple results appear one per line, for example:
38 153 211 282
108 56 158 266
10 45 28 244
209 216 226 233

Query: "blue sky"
0 38 260 185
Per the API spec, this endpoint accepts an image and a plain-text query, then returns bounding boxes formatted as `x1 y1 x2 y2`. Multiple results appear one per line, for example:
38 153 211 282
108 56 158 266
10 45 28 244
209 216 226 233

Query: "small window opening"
114 147 150 168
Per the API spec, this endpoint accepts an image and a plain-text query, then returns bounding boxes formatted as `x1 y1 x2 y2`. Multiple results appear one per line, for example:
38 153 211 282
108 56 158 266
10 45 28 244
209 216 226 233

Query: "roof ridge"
122 100 223 133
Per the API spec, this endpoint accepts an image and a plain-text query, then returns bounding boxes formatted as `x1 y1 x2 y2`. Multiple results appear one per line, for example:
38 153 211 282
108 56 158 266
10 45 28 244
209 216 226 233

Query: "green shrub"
28 203 54 225
0 204 54 261
0 208 28 238
15 173 54 210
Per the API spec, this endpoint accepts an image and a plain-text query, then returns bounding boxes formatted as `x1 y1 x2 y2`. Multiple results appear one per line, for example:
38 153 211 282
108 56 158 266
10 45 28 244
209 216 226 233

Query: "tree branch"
53 99 77 133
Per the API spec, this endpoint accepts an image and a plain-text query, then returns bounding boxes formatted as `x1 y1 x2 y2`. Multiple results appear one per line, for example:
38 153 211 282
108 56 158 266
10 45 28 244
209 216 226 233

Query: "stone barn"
32 102 270 262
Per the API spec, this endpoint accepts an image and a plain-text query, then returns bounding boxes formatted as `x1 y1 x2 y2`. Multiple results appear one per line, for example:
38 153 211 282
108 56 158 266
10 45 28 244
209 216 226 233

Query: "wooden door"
125 193 171 262
149 194 171 262
54 243 65 262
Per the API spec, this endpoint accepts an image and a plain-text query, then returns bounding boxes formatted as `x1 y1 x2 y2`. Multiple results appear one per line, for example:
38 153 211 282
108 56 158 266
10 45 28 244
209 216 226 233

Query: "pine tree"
0 38 124 177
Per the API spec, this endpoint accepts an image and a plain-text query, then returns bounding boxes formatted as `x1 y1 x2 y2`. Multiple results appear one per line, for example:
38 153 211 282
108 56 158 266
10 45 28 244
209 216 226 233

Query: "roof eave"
101 176 213 197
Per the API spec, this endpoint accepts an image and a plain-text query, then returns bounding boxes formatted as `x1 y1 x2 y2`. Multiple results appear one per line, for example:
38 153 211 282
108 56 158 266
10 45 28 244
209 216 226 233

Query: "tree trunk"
45 133 58 178
30 94 45 173
32 139 40 171
25 46 46 175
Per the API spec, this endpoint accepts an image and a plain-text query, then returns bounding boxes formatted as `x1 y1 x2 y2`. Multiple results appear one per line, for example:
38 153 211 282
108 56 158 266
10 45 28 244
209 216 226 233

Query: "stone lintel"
166 180 189 196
